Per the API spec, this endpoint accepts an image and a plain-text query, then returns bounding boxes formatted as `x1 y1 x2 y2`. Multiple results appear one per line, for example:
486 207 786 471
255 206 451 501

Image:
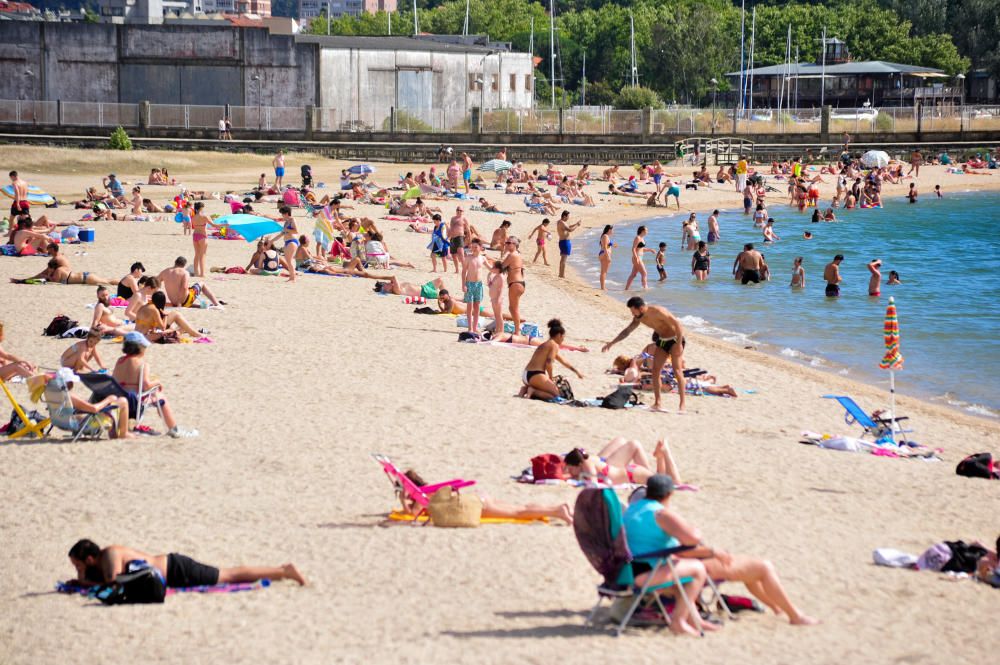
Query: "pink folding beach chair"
371 453 475 525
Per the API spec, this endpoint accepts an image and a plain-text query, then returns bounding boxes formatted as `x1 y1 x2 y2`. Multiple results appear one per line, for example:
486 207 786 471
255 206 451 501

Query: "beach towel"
872 548 918 569
56 579 269 597
387 510 547 525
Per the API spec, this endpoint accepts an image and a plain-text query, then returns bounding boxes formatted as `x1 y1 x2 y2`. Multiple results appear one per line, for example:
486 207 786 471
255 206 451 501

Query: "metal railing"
1 98 998 136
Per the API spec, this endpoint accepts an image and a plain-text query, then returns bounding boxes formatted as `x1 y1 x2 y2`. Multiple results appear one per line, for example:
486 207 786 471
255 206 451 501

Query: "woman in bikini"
267 206 299 283
400 469 573 525
563 438 681 486
190 202 219 278
598 225 614 291
134 291 202 343
623 225 651 291
790 257 805 288
519 319 583 401
500 236 526 335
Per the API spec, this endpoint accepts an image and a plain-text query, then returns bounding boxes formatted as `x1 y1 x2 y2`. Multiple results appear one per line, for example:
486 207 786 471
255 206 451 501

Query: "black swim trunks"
825 284 841 297
449 236 464 252
741 269 761 285
166 552 220 588
655 335 686 354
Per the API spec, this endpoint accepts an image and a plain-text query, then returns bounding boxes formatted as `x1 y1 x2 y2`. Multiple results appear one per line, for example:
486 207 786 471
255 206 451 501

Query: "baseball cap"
645 474 675 500
123 331 151 348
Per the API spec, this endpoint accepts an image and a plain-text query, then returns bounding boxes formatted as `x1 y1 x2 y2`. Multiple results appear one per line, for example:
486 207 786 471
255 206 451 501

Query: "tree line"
306 0 994 107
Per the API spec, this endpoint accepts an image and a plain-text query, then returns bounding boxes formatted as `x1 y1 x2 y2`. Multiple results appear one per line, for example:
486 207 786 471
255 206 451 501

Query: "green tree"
615 85 664 109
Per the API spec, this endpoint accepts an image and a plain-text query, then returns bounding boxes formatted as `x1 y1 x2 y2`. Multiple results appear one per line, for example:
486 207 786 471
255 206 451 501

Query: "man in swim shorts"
733 243 763 284
461 152 473 194
448 207 469 272
602 296 688 413
157 256 222 308
67 538 306 589
8 170 30 217
556 210 581 278
273 149 286 188
824 254 844 297
867 258 882 297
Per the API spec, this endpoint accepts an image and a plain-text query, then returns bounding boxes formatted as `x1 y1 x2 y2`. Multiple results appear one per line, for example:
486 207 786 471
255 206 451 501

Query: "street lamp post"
251 74 261 137
956 73 966 132
710 77 718 138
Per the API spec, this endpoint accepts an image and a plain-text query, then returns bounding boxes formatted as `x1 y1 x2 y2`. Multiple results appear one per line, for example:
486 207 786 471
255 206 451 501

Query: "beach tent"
212 214 282 242
861 150 891 168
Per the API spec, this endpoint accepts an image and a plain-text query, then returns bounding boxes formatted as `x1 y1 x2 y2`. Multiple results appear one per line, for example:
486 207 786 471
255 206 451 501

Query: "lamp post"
956 73 965 132
710 77 718 137
326 0 331 36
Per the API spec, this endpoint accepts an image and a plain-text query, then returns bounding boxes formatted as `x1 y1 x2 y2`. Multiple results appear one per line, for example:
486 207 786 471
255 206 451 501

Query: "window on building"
509 74 517 91
468 73 481 91
524 74 532 91
491 74 498 92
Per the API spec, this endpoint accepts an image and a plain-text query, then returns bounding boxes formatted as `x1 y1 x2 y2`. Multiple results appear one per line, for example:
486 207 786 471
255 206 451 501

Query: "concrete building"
0 23 533 130
299 0 395 20
96 0 202 22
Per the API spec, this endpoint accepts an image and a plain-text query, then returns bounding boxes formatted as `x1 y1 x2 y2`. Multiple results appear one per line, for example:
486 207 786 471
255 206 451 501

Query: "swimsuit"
598 238 614 256
666 186 680 197
825 284 841 297
741 269 761 284
182 284 202 307
693 252 710 271
275 166 285 177
193 232 207 242
655 335 686 354
166 552 219 588
522 369 545 385
558 239 572 256
116 280 134 300
419 281 440 300
707 231 718 243
463 168 472 181
464 281 484 304
449 236 464 252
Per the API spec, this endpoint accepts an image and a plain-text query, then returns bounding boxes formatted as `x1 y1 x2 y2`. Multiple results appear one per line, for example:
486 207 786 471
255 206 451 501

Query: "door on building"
396 69 435 131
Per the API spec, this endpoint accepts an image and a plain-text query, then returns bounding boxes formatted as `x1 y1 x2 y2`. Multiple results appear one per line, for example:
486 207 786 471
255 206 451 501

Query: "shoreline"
561 201 999 421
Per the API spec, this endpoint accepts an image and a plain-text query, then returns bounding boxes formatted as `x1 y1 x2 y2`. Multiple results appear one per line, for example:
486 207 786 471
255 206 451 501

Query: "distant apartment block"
299 0 395 20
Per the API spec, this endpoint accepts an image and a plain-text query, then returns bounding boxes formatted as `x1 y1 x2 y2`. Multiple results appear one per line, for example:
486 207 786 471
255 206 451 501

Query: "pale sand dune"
1 147 998 664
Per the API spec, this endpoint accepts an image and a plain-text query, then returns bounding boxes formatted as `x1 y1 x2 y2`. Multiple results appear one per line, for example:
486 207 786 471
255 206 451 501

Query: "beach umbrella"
212 214 282 242
861 150 891 168
878 296 904 440
478 159 513 173
347 164 375 175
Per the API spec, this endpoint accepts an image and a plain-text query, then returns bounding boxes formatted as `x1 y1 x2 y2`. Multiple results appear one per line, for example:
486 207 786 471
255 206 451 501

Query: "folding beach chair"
574 488 721 637
1 377 49 439
42 377 118 443
371 453 475 525
823 395 911 443
79 368 162 429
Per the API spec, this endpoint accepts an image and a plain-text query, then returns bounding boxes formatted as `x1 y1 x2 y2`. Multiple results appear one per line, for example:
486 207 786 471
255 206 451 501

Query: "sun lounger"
1 376 50 439
574 487 728 636
371 453 475 525
823 395 911 443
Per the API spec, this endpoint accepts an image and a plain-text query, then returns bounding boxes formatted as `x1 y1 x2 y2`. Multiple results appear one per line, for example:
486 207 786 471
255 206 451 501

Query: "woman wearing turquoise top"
625 474 820 627
622 475 714 637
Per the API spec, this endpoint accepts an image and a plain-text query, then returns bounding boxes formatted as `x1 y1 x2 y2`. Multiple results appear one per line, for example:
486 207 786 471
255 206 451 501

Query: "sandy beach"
1 146 998 664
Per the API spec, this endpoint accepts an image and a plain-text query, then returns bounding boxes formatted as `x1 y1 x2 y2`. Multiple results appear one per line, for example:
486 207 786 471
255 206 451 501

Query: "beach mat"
56 579 269 597
387 510 548 525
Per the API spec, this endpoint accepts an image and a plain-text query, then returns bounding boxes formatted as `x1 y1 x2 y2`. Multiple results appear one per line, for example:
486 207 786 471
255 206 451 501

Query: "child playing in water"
907 183 918 203
934 185 942 198
655 243 667 281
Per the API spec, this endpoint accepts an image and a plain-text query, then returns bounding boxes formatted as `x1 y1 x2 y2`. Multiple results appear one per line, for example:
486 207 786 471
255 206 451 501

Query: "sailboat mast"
550 0 556 108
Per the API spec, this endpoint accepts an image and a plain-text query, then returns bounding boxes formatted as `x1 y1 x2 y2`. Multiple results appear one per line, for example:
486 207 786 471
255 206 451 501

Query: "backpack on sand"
531 453 567 481
601 385 640 410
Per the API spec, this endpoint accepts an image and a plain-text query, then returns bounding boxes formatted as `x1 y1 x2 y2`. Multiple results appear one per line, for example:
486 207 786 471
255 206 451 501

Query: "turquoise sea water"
570 191 1000 417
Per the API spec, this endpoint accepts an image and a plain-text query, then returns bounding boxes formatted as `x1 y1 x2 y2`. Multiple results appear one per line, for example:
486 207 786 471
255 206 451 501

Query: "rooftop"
294 34 513 54
727 60 948 78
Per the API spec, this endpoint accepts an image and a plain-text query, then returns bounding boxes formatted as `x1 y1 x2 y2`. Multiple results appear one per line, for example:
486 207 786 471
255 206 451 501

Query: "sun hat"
123 331 151 348
55 367 81 385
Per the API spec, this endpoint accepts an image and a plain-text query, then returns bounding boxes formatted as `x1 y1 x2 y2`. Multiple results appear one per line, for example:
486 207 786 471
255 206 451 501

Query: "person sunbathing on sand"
483 329 588 352
67 538 305 589
564 437 681 486
157 257 222 308
401 470 573 525
9 218 50 255
628 474 819 627
60 328 106 373
134 291 204 342
374 276 445 298
91 286 135 336
520 319 583 400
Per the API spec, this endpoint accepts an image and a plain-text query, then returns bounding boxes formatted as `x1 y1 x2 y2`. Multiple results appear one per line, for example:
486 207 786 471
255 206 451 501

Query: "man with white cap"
52 367 132 440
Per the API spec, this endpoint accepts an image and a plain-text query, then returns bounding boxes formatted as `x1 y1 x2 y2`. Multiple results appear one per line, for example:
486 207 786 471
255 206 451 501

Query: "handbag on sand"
428 487 482 528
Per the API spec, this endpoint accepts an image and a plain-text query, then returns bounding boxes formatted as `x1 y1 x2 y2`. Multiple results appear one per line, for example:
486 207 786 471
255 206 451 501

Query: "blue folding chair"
823 395 911 443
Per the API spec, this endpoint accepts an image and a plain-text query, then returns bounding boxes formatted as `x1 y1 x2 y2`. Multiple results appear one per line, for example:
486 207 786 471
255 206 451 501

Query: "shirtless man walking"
461 152 474 194
157 257 222 308
602 297 688 413
733 243 764 284
501 236 526 336
272 149 286 189
448 206 469 272
556 210 582 278
8 170 30 218
824 254 844 297
67 538 306 590
867 258 883 297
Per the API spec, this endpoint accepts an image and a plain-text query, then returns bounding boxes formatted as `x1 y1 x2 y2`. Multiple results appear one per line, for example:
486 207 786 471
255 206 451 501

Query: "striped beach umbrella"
878 296 903 440
478 159 513 173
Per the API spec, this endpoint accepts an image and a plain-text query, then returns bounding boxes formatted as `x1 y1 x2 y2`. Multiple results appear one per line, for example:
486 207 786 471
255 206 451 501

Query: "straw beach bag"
428 487 482 528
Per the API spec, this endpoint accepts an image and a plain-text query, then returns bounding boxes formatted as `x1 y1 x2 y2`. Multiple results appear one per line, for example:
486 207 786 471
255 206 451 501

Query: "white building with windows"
299 0 395 20
300 35 533 131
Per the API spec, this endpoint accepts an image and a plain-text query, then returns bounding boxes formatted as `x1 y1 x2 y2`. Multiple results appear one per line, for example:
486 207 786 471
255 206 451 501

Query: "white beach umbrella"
861 150 891 168
478 159 513 173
